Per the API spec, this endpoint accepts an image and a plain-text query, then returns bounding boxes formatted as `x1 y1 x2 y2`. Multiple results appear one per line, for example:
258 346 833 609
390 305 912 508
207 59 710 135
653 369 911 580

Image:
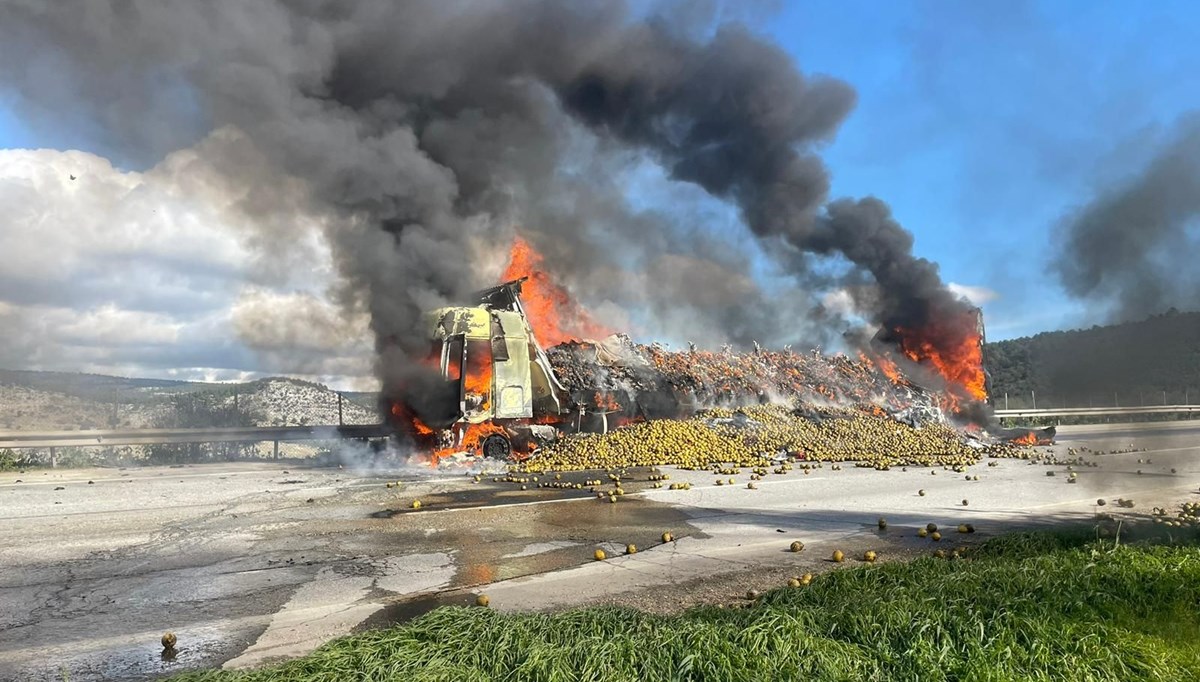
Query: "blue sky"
767 0 1200 338
3 1 1199 344
0 98 31 147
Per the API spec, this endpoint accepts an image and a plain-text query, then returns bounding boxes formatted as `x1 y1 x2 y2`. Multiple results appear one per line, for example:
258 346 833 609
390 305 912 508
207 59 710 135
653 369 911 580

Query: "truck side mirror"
490 315 510 361
492 336 510 361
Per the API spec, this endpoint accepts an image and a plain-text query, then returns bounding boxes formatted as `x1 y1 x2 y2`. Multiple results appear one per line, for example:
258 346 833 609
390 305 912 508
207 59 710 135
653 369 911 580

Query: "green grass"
171 530 1200 682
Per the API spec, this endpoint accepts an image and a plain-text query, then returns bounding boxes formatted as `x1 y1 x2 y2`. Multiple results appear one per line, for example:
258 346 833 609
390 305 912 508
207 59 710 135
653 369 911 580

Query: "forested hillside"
985 309 1200 407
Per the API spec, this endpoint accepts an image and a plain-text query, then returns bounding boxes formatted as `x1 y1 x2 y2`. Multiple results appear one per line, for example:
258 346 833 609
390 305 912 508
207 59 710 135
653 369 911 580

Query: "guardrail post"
273 440 279 460
338 393 344 426
49 447 57 468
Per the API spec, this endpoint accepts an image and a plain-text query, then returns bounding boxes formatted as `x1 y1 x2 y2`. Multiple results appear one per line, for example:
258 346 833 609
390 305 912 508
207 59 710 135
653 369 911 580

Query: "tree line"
984 309 1200 406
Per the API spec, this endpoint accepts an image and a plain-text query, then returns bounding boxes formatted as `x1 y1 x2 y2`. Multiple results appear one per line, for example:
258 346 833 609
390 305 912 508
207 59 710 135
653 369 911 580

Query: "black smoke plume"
1055 114 1200 321
0 1 976 415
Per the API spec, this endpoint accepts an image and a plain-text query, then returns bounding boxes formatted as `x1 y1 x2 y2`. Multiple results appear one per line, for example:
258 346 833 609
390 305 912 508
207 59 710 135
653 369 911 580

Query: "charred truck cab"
414 278 571 458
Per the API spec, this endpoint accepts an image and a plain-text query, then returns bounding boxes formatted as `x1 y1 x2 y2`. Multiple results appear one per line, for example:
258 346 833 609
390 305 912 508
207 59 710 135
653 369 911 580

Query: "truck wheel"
482 434 511 460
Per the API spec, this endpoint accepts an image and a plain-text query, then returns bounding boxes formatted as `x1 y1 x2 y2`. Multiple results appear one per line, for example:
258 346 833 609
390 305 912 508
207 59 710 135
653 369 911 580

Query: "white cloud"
948 282 999 306
0 147 246 286
230 288 374 381
0 131 376 389
54 305 182 346
232 289 369 354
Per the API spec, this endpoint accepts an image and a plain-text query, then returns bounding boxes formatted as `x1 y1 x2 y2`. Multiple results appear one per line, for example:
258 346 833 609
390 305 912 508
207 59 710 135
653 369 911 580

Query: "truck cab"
412 279 570 457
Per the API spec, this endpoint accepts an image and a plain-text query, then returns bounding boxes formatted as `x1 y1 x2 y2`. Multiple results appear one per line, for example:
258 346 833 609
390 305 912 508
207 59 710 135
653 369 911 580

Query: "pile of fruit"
520 403 995 473
1153 502 1200 528
708 405 980 467
520 417 751 473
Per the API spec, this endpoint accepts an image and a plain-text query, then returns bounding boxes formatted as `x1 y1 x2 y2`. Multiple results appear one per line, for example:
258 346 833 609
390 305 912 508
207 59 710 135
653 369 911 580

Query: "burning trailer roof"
545 334 946 428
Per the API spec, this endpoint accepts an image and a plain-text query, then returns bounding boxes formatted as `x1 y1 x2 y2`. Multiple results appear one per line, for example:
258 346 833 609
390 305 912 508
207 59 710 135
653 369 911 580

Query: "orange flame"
388 341 446 438
431 422 508 465
1009 431 1052 446
393 401 435 436
860 351 904 385
463 341 493 413
1011 432 1038 445
594 392 621 412
501 235 611 347
894 309 987 412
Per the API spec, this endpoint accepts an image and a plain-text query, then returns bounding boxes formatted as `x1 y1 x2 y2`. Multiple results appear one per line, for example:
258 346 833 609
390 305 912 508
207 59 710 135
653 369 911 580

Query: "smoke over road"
0 1 977 406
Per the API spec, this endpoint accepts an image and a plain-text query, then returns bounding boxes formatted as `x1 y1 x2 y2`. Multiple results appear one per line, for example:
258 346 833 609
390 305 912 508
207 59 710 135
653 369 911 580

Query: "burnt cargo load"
393 279 972 458
394 277 1049 459
545 337 947 427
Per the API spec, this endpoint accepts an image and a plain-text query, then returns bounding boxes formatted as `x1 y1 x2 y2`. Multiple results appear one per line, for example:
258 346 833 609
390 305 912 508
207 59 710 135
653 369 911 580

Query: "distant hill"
15 308 1197 427
0 369 203 401
985 309 1200 408
0 371 380 431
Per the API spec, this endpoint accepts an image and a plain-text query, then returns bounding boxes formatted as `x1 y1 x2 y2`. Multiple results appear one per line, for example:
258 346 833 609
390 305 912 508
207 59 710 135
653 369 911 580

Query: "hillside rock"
0 373 378 432
237 378 377 427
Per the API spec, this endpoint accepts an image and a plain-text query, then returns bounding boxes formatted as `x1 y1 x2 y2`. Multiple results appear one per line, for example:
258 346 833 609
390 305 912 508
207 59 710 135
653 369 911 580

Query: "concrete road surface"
1 420 1198 681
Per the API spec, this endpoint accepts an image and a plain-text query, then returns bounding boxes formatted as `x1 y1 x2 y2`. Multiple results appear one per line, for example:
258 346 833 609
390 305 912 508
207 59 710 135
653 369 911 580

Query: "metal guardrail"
0 424 393 449
4 405 1198 448
994 405 1200 419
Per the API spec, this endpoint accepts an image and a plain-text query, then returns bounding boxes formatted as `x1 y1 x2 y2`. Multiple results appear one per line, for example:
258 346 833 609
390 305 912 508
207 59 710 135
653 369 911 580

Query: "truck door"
395 336 464 431
462 338 494 419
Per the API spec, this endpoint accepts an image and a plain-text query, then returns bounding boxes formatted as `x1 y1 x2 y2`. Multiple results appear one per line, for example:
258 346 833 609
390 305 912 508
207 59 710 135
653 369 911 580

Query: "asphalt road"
1 420 1198 681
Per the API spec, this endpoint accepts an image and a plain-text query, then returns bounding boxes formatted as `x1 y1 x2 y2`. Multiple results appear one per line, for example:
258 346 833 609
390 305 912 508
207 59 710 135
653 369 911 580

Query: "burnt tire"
482 434 511 460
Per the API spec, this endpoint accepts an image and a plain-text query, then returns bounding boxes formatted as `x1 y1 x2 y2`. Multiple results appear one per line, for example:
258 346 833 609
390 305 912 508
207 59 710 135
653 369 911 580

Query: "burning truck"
391 273 1052 463
395 277 700 461
394 278 574 461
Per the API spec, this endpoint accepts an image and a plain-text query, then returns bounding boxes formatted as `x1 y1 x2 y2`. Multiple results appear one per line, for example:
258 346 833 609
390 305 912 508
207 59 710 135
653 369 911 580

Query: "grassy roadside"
171 530 1200 682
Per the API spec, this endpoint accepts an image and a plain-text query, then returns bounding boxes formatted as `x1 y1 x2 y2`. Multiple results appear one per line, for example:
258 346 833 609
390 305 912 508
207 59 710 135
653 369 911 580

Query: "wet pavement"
0 462 692 680
1 420 1198 681
477 421 1200 612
